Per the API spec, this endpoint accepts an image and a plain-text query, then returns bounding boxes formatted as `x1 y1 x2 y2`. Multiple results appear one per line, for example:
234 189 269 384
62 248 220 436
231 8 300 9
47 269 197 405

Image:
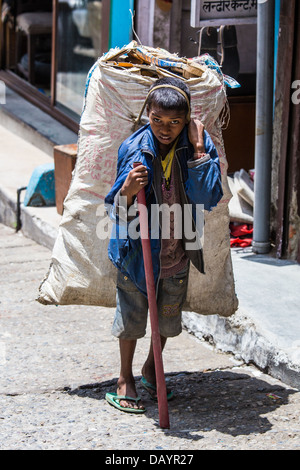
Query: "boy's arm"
105 162 148 224
188 119 206 158
120 164 148 207
185 123 223 211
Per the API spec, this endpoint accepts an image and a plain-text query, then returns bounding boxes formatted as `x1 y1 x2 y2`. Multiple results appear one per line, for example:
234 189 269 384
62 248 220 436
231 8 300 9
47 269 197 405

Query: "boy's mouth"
159 135 172 142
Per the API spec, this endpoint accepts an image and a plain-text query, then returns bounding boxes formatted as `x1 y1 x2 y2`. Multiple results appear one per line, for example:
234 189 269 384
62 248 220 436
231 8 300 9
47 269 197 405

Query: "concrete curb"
20 205 59 250
0 185 58 250
182 311 300 390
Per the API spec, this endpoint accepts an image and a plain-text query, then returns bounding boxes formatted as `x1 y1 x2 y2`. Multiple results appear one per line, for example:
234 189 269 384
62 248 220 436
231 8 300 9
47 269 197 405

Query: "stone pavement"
1 222 300 450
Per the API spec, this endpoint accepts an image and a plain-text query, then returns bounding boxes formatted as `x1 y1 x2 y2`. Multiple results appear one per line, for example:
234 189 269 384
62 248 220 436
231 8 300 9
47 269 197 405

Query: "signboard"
191 0 258 28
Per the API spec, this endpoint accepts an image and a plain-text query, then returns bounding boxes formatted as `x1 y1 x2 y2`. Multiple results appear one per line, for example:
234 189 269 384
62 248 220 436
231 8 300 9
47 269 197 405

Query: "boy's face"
147 105 188 155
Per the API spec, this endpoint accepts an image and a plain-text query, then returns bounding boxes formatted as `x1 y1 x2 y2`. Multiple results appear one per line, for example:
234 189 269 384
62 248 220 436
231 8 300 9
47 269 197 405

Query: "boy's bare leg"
141 335 167 396
117 338 145 410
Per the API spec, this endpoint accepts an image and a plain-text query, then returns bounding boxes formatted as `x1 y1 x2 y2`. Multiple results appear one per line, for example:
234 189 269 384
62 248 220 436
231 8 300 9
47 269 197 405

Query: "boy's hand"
120 164 148 206
188 118 205 157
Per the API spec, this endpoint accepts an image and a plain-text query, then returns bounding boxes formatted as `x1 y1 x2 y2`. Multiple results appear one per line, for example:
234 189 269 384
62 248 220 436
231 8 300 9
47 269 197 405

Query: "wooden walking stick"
133 163 170 429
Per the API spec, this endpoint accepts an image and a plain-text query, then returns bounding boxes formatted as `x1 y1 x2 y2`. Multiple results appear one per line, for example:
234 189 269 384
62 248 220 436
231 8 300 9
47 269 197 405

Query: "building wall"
272 0 300 261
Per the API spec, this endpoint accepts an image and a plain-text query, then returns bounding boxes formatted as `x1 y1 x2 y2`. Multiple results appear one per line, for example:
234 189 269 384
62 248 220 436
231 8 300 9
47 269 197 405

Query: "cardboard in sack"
37 44 238 318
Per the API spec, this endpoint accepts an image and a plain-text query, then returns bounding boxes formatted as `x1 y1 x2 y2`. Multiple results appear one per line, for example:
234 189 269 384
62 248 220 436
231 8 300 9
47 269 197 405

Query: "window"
56 0 103 118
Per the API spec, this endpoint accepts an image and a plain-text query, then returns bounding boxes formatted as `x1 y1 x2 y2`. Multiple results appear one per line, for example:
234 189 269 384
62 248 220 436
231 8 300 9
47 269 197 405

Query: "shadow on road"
67 369 297 441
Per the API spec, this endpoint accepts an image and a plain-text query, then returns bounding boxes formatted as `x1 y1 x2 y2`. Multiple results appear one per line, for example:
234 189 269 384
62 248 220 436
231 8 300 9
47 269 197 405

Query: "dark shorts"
112 263 189 340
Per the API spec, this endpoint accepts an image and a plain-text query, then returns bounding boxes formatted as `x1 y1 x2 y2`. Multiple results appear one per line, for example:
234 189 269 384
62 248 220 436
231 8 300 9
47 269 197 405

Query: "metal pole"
252 0 275 254
16 187 27 232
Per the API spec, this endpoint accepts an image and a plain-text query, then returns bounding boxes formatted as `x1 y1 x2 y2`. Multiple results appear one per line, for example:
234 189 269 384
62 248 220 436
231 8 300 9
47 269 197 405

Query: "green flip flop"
140 376 174 401
105 392 146 414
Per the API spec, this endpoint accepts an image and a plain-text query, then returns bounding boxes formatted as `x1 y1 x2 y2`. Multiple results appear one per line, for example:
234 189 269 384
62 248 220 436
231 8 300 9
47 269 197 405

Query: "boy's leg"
142 335 167 388
117 338 145 410
112 271 148 409
141 264 189 397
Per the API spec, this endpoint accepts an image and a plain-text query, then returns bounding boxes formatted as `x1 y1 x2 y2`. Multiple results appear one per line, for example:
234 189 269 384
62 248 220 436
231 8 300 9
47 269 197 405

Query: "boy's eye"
152 118 181 125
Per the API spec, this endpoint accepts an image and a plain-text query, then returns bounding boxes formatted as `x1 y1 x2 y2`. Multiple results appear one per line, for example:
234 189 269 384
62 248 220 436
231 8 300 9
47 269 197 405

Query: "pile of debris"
102 40 207 80
228 169 254 248
101 40 240 90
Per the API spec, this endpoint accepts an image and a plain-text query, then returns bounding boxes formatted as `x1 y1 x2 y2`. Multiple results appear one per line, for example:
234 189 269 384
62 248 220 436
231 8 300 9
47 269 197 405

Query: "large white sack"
37 50 238 317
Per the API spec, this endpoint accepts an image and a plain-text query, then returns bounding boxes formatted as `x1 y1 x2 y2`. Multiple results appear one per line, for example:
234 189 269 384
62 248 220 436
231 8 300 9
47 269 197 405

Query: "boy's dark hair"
147 77 191 117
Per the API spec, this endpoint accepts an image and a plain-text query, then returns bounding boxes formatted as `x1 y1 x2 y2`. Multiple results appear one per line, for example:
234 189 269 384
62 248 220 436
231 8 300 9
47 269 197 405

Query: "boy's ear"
146 105 150 116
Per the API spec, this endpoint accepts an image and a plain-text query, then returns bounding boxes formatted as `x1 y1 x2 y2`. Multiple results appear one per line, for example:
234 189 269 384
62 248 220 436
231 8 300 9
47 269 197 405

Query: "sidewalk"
183 249 300 389
0 120 300 391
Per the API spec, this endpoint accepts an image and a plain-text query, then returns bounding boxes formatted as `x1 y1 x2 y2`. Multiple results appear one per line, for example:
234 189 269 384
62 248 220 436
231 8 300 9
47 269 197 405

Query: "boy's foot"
105 393 145 413
141 376 174 401
141 366 173 401
116 379 145 411
141 365 156 389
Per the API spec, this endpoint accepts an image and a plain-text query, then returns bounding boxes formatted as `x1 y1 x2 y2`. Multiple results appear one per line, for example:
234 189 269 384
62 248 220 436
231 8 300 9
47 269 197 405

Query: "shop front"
0 0 133 132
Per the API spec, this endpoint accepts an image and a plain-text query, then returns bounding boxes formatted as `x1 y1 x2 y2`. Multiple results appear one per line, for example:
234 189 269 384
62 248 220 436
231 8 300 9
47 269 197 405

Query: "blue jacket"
105 123 223 296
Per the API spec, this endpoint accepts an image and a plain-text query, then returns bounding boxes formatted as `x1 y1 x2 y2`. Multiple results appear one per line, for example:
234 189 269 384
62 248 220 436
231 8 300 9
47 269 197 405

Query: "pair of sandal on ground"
105 376 174 414
198 25 240 79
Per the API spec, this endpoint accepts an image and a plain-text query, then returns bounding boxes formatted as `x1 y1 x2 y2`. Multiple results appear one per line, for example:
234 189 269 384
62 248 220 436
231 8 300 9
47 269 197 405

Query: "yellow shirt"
160 138 178 189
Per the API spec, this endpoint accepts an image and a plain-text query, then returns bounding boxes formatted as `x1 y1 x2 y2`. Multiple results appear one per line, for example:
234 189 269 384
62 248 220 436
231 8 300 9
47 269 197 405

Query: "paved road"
0 223 299 450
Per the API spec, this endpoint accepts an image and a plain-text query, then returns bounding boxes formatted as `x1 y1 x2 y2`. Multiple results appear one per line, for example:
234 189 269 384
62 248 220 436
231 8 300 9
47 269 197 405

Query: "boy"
104 77 223 412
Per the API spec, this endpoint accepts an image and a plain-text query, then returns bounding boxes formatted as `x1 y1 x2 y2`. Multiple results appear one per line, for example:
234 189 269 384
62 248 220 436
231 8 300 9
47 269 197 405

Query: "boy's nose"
161 122 171 132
